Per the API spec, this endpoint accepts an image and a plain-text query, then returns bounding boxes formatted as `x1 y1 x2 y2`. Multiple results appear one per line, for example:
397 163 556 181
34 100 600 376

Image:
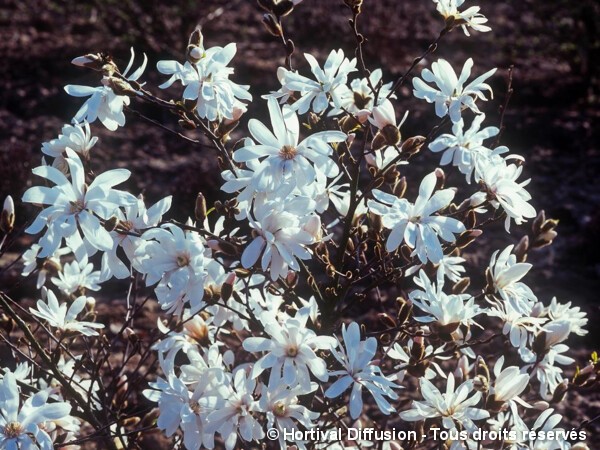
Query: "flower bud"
393 176 407 198
194 193 207 224
381 124 401 147
188 27 204 50
339 114 362 133
473 374 489 392
262 13 283 37
455 229 483 249
378 313 396 329
451 277 470 294
551 379 569 403
400 135 425 156
1 195 15 234
272 0 295 17
103 76 137 97
71 53 105 71
103 216 119 232
0 313 15 334
220 273 236 302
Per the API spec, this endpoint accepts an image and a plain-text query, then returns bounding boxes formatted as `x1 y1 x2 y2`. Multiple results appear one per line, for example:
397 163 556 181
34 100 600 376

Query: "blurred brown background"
1 0 599 344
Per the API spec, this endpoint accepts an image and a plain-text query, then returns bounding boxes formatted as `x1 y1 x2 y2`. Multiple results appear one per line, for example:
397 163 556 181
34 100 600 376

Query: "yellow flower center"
279 145 297 161
3 421 24 439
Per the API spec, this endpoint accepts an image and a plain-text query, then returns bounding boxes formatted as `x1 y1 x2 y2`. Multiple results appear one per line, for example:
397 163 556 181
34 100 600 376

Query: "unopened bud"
0 313 15 334
371 131 387 151
339 114 361 133
434 168 446 190
272 0 295 17
262 13 282 37
476 356 490 380
378 313 396 329
103 76 137 97
393 176 407 198
104 216 119 232
194 193 207 224
451 277 470 294
455 229 483 249
121 416 140 427
397 299 413 324
1 195 15 234
188 27 204 50
187 45 205 64
532 210 546 235
400 135 426 156
514 235 529 262
220 273 236 302
381 124 401 147
141 408 160 428
473 374 489 392
71 53 106 71
551 379 569 403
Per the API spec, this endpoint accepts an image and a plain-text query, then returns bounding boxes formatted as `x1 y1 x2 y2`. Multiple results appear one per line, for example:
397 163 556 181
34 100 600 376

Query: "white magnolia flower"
477 159 537 231
154 311 217 358
334 68 395 118
527 343 573 401
413 58 496 123
205 367 264 450
368 172 465 263
0 372 72 450
157 43 251 122
22 148 136 259
487 299 545 357
437 255 466 282
144 368 227 450
232 97 346 193
545 297 588 337
325 322 399 419
487 245 537 314
387 338 448 383
260 383 319 450
241 198 317 280
65 47 147 130
101 194 172 281
433 0 491 36
21 244 71 289
135 224 208 316
429 114 508 182
410 269 482 329
489 356 529 411
368 99 408 131
277 49 357 114
41 121 98 160
30 289 103 336
399 372 489 432
51 256 101 295
527 409 571 450
243 309 335 390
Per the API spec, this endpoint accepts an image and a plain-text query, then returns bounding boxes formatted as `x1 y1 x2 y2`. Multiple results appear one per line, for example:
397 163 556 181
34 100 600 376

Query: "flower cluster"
0 1 593 450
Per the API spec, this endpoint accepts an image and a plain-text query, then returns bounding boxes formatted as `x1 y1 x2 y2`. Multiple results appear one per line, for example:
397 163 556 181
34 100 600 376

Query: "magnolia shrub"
0 0 596 449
